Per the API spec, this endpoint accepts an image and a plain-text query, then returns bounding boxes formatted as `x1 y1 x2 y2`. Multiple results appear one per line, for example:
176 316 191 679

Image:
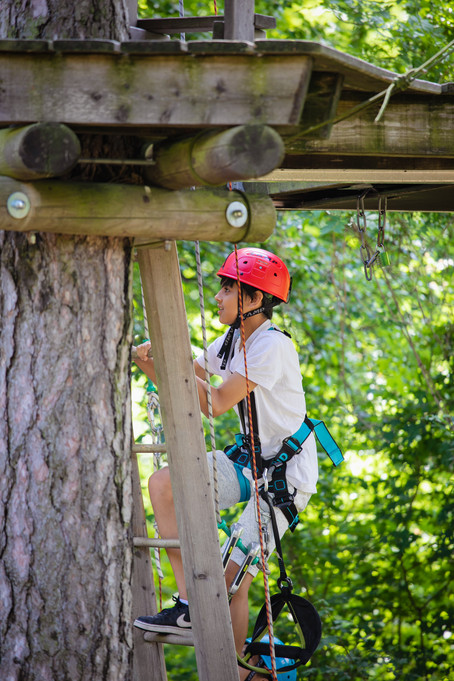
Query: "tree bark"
0 231 133 681
0 0 129 41
0 2 134 680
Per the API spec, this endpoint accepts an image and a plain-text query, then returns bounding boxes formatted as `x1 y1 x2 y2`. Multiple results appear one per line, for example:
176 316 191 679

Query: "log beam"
0 177 276 243
144 125 285 189
0 123 80 180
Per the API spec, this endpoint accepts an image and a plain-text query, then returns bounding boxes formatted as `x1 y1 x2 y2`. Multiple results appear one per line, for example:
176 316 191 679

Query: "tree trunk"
0 2 134 680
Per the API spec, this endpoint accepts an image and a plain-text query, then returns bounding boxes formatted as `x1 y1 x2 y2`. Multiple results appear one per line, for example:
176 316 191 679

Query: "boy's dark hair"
220 276 275 320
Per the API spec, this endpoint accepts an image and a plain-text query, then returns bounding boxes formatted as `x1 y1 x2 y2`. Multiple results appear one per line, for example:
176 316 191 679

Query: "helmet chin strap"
217 306 266 370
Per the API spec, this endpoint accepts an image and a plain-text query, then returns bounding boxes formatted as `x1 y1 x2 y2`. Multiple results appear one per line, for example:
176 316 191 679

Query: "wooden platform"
1 38 453 210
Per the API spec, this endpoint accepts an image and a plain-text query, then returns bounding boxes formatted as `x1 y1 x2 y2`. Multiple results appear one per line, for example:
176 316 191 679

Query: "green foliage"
132 2 454 679
138 0 454 80
133 210 454 680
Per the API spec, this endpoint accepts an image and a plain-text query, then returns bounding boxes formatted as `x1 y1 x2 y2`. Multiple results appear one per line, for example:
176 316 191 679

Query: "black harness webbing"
238 490 322 674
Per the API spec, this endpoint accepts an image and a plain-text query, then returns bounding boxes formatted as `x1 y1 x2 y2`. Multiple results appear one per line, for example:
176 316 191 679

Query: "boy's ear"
252 290 264 308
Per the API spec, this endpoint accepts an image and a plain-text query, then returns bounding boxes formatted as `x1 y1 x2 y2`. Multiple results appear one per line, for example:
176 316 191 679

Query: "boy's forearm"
132 347 157 383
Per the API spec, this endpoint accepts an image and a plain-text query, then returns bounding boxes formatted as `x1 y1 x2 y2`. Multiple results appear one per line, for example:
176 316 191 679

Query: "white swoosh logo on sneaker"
176 614 192 628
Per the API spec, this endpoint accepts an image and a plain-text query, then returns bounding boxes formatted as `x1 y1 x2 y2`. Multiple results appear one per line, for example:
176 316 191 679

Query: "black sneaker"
134 596 191 634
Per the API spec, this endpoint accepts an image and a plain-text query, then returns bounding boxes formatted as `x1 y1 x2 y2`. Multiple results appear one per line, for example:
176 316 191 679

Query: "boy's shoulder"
251 323 294 351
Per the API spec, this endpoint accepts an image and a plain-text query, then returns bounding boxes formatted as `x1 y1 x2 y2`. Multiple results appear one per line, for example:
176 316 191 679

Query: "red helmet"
217 247 291 303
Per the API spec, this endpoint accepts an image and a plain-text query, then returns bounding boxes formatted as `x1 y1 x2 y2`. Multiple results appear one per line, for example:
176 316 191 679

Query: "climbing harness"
196 243 341 677
356 190 390 281
224 349 343 533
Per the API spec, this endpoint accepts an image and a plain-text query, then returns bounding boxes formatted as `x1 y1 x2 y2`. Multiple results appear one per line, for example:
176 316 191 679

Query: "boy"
133 248 317 680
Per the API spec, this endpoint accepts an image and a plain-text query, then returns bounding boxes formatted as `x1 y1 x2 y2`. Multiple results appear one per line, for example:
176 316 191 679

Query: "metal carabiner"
262 467 269 493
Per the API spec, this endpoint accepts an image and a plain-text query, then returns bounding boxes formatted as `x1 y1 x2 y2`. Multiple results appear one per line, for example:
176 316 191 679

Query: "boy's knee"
148 467 172 503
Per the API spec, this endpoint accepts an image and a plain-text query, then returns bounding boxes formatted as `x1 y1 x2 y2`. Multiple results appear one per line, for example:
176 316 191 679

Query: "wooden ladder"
131 242 239 681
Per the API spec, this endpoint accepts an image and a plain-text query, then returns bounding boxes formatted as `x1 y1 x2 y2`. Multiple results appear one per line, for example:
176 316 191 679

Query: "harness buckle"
278 436 302 462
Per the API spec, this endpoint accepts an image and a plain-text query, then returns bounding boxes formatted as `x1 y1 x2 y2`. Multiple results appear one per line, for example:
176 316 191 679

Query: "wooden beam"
136 14 275 34
260 169 454 183
0 177 276 242
224 0 256 41
0 48 311 128
137 242 239 681
0 123 80 180
144 632 194 647
270 184 454 212
285 92 454 156
144 125 284 189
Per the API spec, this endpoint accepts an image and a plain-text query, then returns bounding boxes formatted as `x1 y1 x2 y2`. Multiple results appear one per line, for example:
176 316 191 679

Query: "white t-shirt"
196 319 318 494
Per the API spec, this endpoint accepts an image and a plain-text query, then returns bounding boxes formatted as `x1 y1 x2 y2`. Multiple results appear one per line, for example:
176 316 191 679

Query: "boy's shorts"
207 450 311 577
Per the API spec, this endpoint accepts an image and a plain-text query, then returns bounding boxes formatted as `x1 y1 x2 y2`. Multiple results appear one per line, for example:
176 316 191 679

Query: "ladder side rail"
137 242 238 681
131 438 168 681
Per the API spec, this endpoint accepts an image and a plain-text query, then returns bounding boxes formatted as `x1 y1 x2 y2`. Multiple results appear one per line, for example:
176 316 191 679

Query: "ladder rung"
143 632 194 647
134 537 180 549
132 443 167 454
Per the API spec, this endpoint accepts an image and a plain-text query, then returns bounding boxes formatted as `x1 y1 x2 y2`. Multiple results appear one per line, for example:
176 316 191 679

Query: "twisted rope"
234 245 278 681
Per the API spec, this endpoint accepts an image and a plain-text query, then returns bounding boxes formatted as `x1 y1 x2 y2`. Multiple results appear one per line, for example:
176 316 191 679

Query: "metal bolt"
7 192 31 219
226 201 248 228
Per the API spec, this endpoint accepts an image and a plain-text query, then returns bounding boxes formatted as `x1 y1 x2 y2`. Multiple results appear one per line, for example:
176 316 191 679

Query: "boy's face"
215 281 239 326
215 280 263 326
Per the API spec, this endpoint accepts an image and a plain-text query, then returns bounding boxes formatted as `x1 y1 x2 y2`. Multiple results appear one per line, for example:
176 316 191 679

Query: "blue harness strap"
225 415 343 531
290 416 344 467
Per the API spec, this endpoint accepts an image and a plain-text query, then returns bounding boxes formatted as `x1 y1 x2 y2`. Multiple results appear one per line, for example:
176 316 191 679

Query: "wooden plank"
269 184 454 212
260 169 454 183
136 13 275 34
187 40 255 55
256 41 442 94
284 93 454 156
0 51 311 127
0 39 51 52
121 40 187 54
52 39 120 53
137 242 239 681
144 632 194 647
0 178 276 243
144 124 284 189
131 443 168 681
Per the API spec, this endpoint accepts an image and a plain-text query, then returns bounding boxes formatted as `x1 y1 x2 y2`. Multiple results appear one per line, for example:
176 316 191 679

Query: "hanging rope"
234 245 278 681
195 241 221 524
179 0 185 41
